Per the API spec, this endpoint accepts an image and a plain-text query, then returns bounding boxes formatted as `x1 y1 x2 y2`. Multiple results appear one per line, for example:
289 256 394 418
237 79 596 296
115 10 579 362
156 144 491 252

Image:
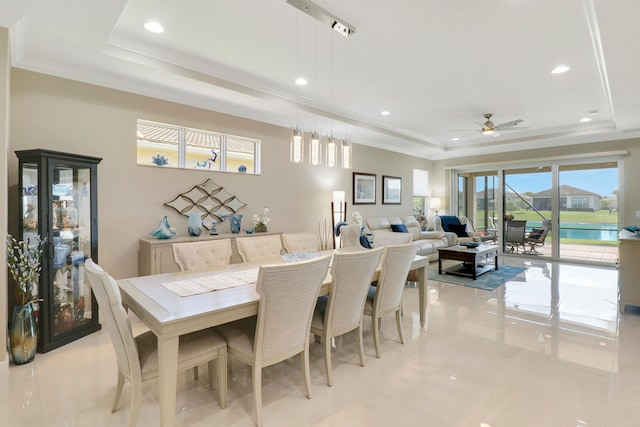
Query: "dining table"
116 250 430 427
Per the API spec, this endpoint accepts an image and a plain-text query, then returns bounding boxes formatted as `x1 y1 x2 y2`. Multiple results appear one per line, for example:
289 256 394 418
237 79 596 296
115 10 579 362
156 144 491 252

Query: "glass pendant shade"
290 128 304 163
341 139 352 169
309 132 322 165
326 136 338 167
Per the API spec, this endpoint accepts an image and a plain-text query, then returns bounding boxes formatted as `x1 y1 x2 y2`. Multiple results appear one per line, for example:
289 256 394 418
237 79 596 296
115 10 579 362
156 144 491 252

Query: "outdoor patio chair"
525 219 552 254
505 220 527 253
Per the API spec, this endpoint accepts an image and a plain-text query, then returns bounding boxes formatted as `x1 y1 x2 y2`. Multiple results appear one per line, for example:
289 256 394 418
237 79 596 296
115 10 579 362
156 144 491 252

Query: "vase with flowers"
252 206 270 232
6 234 46 365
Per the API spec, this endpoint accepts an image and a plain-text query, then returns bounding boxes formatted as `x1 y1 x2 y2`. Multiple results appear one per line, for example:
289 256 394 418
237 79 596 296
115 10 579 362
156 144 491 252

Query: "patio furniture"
525 219 552 254
505 220 527 253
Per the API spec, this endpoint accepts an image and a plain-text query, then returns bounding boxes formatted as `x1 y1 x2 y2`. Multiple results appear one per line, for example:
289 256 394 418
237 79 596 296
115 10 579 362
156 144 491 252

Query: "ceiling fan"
451 113 528 138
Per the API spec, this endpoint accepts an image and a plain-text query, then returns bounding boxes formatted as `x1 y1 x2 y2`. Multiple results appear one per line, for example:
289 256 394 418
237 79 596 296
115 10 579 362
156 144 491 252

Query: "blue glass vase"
229 214 243 234
187 213 203 236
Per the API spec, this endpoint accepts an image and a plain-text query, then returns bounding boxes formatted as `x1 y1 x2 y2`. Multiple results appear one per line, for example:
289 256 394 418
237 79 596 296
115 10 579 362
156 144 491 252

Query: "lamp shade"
430 197 442 210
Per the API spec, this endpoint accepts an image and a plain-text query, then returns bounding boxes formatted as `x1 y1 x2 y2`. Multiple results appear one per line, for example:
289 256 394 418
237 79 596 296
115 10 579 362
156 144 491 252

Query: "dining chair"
281 232 320 253
339 223 365 248
364 243 418 358
310 248 383 386
172 239 233 271
236 234 284 263
215 255 332 427
172 239 232 379
84 259 228 427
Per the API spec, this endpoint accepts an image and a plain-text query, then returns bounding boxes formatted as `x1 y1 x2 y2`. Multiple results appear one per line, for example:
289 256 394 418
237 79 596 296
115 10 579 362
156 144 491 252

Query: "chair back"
373 232 412 247
84 259 141 382
254 256 331 365
324 248 383 335
373 243 418 313
505 220 527 244
527 219 552 243
340 223 364 248
281 232 320 253
172 239 232 271
236 234 283 263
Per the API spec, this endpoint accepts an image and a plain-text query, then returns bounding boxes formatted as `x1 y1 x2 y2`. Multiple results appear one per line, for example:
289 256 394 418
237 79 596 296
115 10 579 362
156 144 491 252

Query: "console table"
619 233 640 313
138 232 282 276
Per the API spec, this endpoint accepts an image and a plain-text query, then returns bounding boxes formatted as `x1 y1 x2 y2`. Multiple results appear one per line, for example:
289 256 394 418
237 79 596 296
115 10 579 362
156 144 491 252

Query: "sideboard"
619 233 640 313
139 231 282 276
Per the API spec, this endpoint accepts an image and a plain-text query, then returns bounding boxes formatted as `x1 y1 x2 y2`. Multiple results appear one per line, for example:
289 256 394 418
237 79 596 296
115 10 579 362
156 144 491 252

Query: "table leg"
494 253 499 270
438 256 443 275
472 256 477 280
158 336 179 427
418 265 427 328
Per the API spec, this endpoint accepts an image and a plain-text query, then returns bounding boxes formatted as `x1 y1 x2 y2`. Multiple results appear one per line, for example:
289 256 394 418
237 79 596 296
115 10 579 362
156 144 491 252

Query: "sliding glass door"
557 162 618 263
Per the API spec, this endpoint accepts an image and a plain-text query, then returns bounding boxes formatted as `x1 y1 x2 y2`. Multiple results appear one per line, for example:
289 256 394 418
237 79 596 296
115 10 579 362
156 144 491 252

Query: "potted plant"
252 206 270 232
6 234 46 364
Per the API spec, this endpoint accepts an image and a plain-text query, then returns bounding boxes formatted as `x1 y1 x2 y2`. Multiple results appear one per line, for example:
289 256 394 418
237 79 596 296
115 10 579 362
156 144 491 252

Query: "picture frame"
382 175 402 204
353 172 376 204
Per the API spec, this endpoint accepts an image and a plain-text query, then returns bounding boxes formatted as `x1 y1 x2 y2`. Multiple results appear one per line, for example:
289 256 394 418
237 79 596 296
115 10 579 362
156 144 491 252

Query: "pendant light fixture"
326 135 338 167
290 8 305 163
309 12 323 166
341 34 352 169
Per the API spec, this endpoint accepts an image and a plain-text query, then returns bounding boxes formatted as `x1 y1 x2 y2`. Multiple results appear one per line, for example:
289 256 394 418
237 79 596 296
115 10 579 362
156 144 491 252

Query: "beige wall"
7 70 432 282
1 28 9 366
436 140 639 226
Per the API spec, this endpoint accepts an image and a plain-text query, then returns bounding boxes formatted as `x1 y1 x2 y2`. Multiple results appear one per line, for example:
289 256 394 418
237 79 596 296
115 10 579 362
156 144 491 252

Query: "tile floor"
2 257 638 427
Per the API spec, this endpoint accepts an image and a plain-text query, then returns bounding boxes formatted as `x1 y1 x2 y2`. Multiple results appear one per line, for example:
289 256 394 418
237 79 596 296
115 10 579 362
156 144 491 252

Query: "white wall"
1 27 10 366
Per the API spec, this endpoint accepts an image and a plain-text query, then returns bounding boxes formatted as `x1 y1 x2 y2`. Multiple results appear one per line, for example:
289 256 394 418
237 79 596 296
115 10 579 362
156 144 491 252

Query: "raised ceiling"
1 0 639 160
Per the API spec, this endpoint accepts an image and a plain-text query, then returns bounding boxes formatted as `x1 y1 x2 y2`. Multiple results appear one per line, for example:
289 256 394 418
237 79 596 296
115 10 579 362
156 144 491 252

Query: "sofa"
364 216 458 262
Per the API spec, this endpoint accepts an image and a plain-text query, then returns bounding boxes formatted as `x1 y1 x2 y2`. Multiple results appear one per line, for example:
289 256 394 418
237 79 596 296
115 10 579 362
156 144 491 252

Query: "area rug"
428 265 527 291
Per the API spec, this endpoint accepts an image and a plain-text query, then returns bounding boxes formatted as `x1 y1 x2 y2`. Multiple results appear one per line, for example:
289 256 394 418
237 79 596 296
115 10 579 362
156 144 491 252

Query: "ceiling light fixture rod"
286 0 356 37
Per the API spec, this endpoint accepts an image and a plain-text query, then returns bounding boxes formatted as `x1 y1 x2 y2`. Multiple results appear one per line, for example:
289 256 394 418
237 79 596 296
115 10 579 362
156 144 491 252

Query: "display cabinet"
15 149 102 353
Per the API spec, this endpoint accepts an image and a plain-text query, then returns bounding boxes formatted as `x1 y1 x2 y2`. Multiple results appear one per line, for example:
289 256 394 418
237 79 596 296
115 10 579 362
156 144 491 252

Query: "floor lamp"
331 191 347 249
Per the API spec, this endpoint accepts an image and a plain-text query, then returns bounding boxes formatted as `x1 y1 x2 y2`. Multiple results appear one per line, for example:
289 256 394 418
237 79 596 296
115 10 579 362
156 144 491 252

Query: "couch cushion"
366 217 391 231
390 223 409 233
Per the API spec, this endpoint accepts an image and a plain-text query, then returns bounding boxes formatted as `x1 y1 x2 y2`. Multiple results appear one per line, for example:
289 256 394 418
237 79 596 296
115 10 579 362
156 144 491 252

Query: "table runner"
162 267 260 297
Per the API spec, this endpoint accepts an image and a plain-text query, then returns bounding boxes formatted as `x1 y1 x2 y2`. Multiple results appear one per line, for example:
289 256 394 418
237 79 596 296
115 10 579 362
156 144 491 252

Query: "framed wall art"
353 172 376 204
382 175 402 204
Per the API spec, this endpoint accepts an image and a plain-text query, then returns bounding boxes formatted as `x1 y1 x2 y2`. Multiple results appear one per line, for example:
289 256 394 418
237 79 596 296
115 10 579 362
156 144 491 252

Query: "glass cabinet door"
17 149 102 353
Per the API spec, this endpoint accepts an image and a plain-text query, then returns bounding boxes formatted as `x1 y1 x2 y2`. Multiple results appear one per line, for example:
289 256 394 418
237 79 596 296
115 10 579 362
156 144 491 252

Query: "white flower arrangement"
352 211 363 225
6 234 46 305
252 206 270 228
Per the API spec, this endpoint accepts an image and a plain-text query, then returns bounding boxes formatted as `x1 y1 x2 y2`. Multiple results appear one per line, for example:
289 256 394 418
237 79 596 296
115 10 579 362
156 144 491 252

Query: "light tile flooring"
2 257 638 427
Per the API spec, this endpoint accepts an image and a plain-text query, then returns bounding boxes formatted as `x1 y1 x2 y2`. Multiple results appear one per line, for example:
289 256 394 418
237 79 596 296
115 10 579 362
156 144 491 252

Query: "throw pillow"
448 223 468 237
390 223 409 233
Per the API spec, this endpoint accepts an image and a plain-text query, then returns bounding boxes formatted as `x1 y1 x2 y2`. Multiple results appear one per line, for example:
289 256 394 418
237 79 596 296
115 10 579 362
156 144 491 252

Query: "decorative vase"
187 213 203 236
53 236 70 268
255 224 267 233
10 303 38 365
149 215 178 239
229 214 243 234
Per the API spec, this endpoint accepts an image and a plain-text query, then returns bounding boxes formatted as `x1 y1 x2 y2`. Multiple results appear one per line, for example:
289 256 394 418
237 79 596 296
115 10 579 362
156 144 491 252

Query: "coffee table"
438 244 498 280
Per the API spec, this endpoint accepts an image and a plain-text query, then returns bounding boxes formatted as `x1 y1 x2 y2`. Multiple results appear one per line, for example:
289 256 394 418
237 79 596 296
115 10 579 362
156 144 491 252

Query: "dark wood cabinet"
16 149 102 352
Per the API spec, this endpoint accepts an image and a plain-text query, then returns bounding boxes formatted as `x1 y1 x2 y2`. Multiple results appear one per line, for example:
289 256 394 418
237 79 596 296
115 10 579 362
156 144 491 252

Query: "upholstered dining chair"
281 232 320 253
84 259 228 427
172 239 233 271
215 255 332 427
172 239 232 379
310 248 384 386
364 243 418 358
339 223 365 248
236 234 284 263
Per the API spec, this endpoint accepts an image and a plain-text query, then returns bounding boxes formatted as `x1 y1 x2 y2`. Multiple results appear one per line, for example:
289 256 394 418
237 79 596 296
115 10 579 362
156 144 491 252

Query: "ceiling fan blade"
449 129 479 132
497 126 531 131
492 131 501 137
495 119 524 130
454 131 481 139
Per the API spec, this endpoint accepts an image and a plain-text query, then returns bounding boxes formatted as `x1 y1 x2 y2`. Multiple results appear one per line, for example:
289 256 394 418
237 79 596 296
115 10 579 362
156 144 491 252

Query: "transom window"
136 120 260 174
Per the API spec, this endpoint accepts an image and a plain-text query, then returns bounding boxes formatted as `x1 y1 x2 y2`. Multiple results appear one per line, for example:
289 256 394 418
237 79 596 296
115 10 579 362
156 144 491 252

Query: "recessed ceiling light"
589 110 599 116
144 21 164 34
452 137 459 141
381 110 390 116
551 65 570 74
295 77 308 86
580 117 592 122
